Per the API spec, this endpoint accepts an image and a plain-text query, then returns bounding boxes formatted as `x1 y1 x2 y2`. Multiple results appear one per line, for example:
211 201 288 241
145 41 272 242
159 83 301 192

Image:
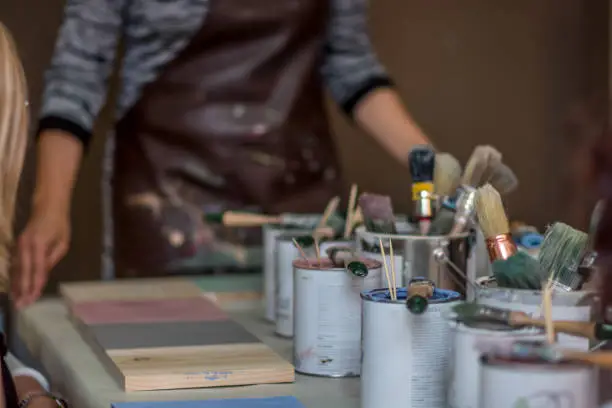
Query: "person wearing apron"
13 0 432 308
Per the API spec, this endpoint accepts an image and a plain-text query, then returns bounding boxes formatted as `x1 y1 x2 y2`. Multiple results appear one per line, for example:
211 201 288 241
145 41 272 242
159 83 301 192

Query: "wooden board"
64 276 294 391
111 396 306 407
60 277 202 305
70 297 229 325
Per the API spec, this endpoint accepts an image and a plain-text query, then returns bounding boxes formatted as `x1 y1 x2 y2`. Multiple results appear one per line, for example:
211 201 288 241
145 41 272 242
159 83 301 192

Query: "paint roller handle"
219 211 282 227
511 314 597 341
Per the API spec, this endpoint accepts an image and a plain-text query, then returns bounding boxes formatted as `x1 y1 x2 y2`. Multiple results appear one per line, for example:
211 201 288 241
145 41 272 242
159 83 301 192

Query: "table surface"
17 299 359 408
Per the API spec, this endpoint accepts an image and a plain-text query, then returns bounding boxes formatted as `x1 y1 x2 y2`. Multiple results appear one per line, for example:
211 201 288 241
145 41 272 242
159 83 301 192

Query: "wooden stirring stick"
344 184 358 239
292 239 311 266
389 238 397 301
379 238 395 300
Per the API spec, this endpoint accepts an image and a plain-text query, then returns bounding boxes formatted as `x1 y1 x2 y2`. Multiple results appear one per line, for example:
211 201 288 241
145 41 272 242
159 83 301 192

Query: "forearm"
354 88 433 164
33 131 83 215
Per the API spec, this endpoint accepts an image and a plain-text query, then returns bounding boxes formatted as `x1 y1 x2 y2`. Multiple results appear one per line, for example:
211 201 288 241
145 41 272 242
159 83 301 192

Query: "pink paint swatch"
71 297 229 325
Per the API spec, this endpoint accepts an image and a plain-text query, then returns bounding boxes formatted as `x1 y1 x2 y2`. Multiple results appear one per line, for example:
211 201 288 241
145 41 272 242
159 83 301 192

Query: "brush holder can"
448 322 544 408
472 227 493 280
356 226 476 299
475 287 594 350
275 233 317 337
360 287 461 408
479 351 598 408
263 219 319 322
293 258 382 377
318 238 355 255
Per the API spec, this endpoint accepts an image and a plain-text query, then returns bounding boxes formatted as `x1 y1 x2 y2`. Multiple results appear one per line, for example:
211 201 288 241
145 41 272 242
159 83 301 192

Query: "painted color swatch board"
62 276 294 391
111 397 305 408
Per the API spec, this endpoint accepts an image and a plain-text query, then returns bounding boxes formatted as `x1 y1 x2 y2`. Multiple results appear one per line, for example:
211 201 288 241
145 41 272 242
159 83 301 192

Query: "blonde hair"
0 23 28 290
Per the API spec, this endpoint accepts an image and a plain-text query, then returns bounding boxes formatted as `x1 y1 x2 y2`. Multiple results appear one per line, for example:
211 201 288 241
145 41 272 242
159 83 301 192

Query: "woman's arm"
320 0 432 163
34 0 125 214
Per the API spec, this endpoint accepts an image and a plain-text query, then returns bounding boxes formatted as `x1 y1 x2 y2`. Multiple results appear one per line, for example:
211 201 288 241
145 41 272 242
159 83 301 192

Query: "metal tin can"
479 350 598 408
293 257 382 377
263 223 315 322
476 288 594 350
360 287 462 408
448 322 544 408
319 239 355 255
275 233 315 337
356 225 475 298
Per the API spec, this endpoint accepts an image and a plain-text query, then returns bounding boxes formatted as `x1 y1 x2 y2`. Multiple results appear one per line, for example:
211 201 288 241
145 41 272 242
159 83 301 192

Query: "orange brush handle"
510 313 597 341
222 212 282 227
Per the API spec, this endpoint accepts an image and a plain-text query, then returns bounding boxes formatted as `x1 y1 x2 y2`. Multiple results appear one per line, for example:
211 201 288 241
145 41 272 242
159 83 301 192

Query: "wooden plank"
60 277 202 305
70 297 229 325
111 396 305 407
107 343 295 391
87 321 260 350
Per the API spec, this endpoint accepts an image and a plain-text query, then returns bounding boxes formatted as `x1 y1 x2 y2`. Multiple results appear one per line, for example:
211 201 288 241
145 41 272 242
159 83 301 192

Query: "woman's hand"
12 208 71 309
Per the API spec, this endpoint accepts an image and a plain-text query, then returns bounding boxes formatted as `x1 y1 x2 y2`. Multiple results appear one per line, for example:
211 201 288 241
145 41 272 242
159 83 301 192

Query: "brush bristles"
475 184 510 238
358 193 394 221
462 146 502 187
539 222 589 283
434 153 462 196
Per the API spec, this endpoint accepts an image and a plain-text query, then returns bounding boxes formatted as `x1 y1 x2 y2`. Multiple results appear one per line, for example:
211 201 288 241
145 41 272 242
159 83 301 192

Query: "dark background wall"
0 0 608 288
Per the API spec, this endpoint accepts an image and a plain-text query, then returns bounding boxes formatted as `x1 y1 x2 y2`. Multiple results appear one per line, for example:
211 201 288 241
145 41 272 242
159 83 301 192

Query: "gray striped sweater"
38 0 392 146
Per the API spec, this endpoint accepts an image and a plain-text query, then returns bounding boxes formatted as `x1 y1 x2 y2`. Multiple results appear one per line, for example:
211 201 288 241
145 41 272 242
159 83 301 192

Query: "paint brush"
358 193 397 234
406 277 434 315
538 222 591 291
343 185 358 239
326 246 369 277
292 238 310 265
475 184 541 289
408 145 436 234
476 340 612 370
461 145 502 187
427 153 463 235
428 185 478 236
487 162 519 194
451 302 612 341
207 211 325 229
434 153 462 197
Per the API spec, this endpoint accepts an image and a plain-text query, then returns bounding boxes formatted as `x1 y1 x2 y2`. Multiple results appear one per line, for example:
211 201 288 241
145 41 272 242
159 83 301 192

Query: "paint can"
318 239 355 255
356 225 476 299
360 287 462 408
479 344 598 408
476 287 594 350
448 322 544 408
263 219 318 322
275 233 316 337
293 257 382 377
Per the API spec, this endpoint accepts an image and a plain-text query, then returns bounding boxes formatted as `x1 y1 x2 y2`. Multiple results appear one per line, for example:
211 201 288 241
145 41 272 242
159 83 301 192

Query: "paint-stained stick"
378 238 394 299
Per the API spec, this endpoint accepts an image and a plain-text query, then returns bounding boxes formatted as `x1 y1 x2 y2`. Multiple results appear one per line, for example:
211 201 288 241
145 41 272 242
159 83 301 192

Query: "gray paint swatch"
87 320 261 350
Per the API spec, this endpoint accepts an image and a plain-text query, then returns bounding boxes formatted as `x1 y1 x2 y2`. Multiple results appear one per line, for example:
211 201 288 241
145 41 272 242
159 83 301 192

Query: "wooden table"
17 299 359 408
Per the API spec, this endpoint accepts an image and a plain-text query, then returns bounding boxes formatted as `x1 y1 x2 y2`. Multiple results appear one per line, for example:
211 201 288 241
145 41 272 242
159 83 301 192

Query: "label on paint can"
293 263 381 376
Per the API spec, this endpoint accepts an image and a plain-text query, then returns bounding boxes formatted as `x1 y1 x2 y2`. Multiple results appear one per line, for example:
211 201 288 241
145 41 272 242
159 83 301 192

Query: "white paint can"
263 223 315 322
293 257 382 377
319 239 355 255
479 350 598 408
275 234 315 337
448 322 545 408
476 288 594 350
361 287 462 408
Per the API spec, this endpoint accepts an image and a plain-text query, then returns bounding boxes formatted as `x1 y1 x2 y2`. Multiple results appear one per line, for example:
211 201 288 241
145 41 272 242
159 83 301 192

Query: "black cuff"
37 116 92 150
341 76 395 117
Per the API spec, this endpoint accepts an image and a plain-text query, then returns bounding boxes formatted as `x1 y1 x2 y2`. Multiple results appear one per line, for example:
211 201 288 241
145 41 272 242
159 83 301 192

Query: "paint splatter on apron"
111 0 342 277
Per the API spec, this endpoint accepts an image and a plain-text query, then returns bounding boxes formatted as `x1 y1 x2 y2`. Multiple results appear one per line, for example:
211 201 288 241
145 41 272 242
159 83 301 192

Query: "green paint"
406 296 428 315
346 261 368 277
192 274 263 293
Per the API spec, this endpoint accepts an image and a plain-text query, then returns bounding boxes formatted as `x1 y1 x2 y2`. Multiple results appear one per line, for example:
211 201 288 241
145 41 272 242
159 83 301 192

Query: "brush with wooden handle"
476 339 612 370
475 183 541 289
358 193 397 234
343 184 358 239
452 302 612 342
408 145 437 234
538 222 592 291
486 162 519 194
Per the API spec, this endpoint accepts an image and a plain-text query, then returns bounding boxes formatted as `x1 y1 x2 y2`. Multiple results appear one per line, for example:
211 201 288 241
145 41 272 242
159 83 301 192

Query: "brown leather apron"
113 0 342 277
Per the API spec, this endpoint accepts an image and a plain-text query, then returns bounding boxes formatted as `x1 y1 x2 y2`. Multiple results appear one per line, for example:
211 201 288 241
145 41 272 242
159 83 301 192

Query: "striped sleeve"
38 0 125 147
320 0 393 116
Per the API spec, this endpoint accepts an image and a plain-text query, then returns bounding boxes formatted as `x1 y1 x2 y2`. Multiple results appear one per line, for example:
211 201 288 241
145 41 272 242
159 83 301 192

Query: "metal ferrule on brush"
485 234 518 261
412 182 435 219
449 186 477 235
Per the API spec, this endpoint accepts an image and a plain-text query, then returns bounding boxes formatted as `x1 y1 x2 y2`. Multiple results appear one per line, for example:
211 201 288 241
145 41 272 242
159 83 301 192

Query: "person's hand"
12 208 70 309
